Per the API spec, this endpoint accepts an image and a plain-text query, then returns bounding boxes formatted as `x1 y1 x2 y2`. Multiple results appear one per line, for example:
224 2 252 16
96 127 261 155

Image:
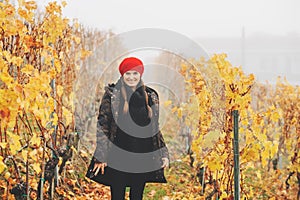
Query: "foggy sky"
35 0 300 85
36 0 300 38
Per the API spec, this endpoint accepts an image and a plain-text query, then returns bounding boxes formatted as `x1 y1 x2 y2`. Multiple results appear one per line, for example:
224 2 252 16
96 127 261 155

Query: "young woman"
86 57 169 200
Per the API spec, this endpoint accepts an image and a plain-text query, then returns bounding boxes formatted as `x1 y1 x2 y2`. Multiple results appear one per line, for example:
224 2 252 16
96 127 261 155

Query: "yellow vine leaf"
202 131 220 148
71 146 77 154
261 149 269 168
22 150 28 162
30 134 41 147
177 107 183 118
63 106 72 126
0 67 14 85
32 162 41 174
163 100 172 107
8 132 21 155
11 56 23 66
270 142 278 158
207 159 221 171
54 59 62 73
47 98 55 112
0 156 6 174
74 36 81 44
45 2 62 14
29 149 38 161
171 106 177 113
49 68 56 79
52 113 58 126
61 1 67 7
24 1 37 10
4 172 11 180
57 85 64 97
21 64 35 75
18 8 34 22
30 177 39 189
80 49 92 59
0 142 7 149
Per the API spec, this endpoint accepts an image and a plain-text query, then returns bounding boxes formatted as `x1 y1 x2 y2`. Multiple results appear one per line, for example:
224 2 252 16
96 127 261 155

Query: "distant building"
197 33 300 85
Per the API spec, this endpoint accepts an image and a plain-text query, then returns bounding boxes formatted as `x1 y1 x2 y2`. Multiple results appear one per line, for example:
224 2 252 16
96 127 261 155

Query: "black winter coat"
86 80 169 186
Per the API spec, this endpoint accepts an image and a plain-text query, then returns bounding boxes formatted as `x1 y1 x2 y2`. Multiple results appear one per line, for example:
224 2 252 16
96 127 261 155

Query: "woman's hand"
161 157 169 169
93 162 107 176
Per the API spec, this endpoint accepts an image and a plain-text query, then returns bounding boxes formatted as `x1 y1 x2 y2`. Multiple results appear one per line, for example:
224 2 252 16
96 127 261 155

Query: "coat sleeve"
156 130 169 159
93 89 113 163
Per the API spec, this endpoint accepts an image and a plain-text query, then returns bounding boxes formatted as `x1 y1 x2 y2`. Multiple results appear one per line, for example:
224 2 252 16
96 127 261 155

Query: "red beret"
119 57 144 76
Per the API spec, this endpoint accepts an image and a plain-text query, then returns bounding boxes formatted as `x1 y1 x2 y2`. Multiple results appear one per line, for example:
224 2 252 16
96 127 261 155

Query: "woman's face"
123 70 141 89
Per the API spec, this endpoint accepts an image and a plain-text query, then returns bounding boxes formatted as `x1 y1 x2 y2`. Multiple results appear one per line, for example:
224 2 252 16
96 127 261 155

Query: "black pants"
110 182 146 200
